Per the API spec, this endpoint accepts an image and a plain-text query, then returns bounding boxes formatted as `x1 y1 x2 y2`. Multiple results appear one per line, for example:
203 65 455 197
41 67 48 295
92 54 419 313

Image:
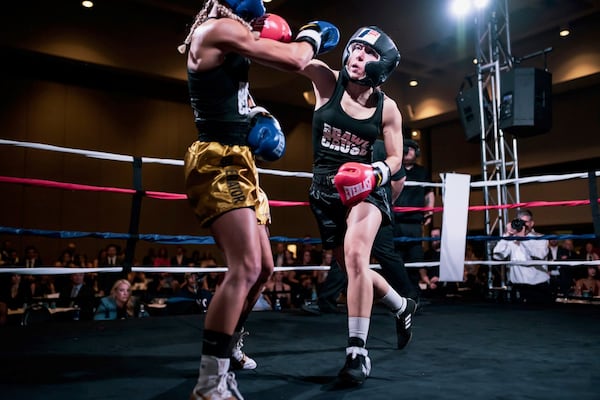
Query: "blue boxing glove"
247 106 286 162
294 21 340 56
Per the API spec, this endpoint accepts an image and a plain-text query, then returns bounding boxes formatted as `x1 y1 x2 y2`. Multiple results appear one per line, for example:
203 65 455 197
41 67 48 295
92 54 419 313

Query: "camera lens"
511 218 525 232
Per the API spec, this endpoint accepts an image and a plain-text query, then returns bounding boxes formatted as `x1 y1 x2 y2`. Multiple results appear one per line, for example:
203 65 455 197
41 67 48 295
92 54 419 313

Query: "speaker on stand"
499 67 552 137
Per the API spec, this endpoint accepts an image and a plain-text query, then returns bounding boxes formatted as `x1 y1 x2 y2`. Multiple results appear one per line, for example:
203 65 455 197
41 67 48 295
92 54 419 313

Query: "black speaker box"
499 67 552 137
456 86 491 143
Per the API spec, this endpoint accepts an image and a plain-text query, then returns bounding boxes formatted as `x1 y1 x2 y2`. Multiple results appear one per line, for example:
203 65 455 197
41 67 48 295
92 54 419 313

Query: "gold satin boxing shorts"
184 141 271 227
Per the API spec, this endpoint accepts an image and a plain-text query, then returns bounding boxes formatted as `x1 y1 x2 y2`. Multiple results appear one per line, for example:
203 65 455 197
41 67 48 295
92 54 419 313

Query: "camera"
510 218 526 232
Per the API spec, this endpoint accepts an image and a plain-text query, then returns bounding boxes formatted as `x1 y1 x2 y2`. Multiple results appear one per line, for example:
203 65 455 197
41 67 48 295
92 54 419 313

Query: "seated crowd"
0 234 599 325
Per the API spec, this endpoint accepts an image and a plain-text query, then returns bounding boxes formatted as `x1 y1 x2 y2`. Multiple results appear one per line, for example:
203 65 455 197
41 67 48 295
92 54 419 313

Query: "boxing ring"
1 138 598 282
1 139 599 400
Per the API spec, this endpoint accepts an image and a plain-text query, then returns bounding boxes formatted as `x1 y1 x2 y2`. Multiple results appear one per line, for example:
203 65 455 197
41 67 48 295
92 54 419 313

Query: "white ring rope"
2 138 598 187
2 260 598 276
0 267 122 275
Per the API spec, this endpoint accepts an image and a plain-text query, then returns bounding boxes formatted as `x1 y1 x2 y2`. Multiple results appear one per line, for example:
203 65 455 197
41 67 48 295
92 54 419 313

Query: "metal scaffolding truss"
474 0 520 288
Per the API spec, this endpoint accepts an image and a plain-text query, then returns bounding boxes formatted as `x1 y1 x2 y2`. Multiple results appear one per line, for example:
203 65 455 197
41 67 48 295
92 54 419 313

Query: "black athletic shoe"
396 298 417 350
337 346 371 386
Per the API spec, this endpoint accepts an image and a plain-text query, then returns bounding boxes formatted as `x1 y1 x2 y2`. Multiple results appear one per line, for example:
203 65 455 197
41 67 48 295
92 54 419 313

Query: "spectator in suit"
171 246 191 267
58 272 96 320
97 243 124 297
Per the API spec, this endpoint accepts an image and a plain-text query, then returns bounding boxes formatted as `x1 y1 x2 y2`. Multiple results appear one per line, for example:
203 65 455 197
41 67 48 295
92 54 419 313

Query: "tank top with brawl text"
311 73 384 176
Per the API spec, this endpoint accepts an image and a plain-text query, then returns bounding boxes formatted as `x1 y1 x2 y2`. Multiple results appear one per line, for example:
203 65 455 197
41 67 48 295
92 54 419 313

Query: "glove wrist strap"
372 161 391 187
295 30 321 56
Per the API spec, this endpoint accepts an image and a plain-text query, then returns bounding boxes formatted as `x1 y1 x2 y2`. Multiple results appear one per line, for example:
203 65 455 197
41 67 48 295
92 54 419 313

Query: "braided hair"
177 0 253 54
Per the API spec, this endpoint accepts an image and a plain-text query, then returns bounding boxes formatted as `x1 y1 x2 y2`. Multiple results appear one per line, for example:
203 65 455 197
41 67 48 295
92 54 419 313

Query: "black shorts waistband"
312 174 335 187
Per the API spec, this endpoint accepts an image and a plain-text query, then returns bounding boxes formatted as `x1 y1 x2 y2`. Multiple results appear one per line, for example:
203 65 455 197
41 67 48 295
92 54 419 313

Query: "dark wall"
1 52 599 263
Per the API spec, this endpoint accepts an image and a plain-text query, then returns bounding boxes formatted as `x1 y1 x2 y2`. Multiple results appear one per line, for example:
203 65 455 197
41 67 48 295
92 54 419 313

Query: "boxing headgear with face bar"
222 0 265 21
342 26 401 87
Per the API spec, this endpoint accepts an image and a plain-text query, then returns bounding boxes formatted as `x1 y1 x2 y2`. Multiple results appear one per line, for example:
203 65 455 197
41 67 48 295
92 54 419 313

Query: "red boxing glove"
251 13 292 42
334 162 377 207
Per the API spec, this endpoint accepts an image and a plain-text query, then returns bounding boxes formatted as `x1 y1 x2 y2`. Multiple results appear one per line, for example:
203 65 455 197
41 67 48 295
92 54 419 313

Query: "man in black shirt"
393 139 435 296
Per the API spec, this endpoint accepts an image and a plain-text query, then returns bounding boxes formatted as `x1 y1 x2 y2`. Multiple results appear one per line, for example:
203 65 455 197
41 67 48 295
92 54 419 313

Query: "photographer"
493 209 551 304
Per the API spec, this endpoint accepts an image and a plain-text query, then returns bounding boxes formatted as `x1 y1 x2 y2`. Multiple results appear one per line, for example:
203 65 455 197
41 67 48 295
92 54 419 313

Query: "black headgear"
342 26 401 87
404 139 421 157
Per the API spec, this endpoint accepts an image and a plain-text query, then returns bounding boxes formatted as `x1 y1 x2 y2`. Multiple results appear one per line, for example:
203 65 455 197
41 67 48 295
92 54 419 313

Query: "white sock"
348 317 370 345
379 288 407 314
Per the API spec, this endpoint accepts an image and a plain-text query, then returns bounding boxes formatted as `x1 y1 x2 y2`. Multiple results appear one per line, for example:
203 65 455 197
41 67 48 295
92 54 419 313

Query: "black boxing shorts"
309 173 393 250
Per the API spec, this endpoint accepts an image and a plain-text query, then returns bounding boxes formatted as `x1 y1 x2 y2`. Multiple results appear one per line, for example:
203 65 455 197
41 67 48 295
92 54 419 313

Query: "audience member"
20 245 43 268
493 209 551 304
421 227 441 295
199 256 223 295
142 247 156 266
573 266 600 297
169 272 209 314
300 235 322 265
153 247 170 267
557 239 581 295
0 240 16 266
264 271 291 310
547 238 562 297
94 279 135 320
58 272 97 319
583 241 600 262
97 243 124 297
171 246 191 267
272 242 286 268
0 273 30 326
462 244 484 298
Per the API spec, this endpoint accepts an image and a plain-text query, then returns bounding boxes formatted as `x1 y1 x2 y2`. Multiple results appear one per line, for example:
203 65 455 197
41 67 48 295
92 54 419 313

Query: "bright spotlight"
450 0 471 17
473 0 490 10
450 0 490 18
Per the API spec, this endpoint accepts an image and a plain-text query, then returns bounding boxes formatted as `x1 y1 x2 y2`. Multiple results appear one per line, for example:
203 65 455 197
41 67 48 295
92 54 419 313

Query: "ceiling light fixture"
559 24 571 37
81 0 94 8
409 80 419 87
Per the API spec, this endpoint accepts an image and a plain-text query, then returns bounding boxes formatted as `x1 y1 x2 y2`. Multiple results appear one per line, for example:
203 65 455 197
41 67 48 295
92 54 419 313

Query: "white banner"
439 173 471 282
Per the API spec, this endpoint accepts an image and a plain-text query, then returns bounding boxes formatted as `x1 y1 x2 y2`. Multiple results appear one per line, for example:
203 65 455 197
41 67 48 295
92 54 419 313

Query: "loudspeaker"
456 86 491 143
499 67 552 137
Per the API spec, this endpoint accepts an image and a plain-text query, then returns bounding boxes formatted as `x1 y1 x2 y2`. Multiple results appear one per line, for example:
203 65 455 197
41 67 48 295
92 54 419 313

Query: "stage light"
449 0 490 18
409 80 419 87
559 24 571 37
81 0 94 8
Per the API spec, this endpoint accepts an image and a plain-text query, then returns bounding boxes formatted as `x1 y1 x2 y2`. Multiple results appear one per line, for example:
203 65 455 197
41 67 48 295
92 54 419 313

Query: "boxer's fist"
247 106 286 162
334 161 391 207
294 21 340 56
251 13 292 42
334 162 376 207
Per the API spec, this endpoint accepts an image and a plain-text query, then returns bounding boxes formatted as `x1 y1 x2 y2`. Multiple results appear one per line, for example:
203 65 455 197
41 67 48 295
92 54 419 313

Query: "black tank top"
187 53 251 135
312 73 384 176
